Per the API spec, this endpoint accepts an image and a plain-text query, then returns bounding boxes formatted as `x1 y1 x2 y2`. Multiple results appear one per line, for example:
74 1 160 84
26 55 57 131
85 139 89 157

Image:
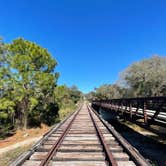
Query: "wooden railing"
92 96 166 126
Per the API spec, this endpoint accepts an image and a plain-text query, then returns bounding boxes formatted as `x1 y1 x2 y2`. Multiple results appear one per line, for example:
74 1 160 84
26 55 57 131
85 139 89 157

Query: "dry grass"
122 121 146 132
121 120 166 144
58 107 75 120
0 143 33 166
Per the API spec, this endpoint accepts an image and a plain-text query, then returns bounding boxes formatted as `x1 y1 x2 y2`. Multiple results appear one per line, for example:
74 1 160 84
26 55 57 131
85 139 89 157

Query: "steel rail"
89 105 151 166
87 105 118 166
39 106 82 166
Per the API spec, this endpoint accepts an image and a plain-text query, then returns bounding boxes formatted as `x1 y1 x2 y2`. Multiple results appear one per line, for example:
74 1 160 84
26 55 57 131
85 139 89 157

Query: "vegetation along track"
10 104 150 166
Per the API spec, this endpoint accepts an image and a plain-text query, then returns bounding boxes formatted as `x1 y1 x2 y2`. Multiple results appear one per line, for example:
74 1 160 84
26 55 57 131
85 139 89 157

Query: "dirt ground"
0 124 50 149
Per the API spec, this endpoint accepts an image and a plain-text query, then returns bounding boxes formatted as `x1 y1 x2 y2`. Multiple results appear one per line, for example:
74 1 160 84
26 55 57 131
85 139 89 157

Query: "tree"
69 85 82 103
120 56 166 97
54 85 82 120
54 85 82 108
7 38 58 129
88 55 166 100
87 84 125 100
0 38 16 131
54 85 72 108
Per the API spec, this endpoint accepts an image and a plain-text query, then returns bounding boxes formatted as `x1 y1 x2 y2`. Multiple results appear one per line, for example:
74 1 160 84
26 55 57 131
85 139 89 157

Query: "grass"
120 120 166 144
121 121 146 132
0 143 33 166
58 104 77 121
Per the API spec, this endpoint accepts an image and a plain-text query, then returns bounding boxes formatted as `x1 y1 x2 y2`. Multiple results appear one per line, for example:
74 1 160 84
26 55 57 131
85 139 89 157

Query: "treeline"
87 56 166 100
0 38 82 136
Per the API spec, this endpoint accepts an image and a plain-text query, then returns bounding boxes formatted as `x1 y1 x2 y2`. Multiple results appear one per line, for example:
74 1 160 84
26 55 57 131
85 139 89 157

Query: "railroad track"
11 104 150 166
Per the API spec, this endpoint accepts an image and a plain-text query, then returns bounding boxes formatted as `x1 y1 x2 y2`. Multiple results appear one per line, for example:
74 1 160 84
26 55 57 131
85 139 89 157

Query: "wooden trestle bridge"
92 96 166 127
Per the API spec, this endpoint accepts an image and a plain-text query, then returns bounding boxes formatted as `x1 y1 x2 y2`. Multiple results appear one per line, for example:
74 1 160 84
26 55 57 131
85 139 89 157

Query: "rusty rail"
39 107 81 166
89 105 151 166
10 106 82 166
88 106 118 166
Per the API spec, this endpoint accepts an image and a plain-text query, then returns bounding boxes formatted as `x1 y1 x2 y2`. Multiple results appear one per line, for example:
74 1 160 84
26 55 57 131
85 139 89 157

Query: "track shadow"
106 119 166 166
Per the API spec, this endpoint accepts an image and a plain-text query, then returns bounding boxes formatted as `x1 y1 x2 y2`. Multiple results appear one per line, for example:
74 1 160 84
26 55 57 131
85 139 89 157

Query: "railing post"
129 101 132 119
124 102 127 116
143 100 148 124
120 102 123 115
134 103 139 116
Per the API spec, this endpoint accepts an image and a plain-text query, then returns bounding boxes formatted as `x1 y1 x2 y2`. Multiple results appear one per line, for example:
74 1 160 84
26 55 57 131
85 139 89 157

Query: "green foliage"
120 56 166 97
0 98 15 138
0 37 82 135
54 85 82 108
54 85 82 120
69 85 82 103
58 106 76 121
86 84 126 100
7 38 59 129
0 39 15 133
54 85 71 108
8 38 56 73
0 37 59 130
0 98 15 115
88 55 166 100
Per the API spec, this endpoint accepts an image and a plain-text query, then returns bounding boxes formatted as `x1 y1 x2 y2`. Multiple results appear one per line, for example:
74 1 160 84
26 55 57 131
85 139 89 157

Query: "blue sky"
0 0 166 93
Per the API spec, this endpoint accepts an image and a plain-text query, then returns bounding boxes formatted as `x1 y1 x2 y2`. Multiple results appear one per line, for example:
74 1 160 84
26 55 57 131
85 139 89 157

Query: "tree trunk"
23 112 28 129
23 97 29 130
